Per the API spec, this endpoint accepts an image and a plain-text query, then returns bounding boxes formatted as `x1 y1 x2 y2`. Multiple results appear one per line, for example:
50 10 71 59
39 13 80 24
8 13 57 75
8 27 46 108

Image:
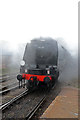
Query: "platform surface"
41 86 78 118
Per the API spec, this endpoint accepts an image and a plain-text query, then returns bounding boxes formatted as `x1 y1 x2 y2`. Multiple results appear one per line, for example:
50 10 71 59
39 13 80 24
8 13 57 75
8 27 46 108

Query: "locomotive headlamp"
25 69 27 73
47 70 50 74
20 60 25 66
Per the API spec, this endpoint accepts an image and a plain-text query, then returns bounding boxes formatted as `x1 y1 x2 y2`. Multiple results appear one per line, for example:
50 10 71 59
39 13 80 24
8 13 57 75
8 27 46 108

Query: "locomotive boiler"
17 37 59 90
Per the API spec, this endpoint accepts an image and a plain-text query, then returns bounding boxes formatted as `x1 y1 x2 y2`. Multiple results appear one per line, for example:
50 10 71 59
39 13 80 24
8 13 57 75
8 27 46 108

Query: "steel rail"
0 81 18 91
0 83 26 95
26 81 58 120
0 85 19 95
0 72 19 83
0 89 29 110
0 76 16 83
26 95 46 120
0 72 19 78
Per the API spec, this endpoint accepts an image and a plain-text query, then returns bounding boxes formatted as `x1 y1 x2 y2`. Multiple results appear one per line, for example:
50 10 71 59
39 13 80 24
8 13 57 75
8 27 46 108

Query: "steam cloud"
57 38 78 87
1 38 78 87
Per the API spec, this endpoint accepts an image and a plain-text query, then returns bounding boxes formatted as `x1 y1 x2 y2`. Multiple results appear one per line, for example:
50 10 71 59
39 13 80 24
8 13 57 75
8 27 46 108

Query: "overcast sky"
0 0 78 55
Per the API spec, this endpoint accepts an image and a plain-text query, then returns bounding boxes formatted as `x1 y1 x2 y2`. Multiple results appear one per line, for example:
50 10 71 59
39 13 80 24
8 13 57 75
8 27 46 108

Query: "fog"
1 37 78 88
1 41 26 74
57 38 78 87
0 0 78 86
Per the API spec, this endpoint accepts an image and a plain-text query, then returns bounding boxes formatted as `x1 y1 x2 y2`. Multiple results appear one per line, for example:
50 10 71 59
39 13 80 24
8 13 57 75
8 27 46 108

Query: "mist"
1 37 78 87
57 38 78 87
1 40 26 74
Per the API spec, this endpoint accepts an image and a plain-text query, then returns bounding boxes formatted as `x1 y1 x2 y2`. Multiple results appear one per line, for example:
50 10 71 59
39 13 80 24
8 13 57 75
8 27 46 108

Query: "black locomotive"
17 37 59 90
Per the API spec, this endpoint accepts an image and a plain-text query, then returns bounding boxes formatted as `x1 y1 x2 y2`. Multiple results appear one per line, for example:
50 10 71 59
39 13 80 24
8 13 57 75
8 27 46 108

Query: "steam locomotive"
17 37 59 90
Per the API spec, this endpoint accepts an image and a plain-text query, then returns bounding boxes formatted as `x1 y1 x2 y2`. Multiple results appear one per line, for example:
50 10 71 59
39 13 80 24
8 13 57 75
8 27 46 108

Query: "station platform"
41 86 78 118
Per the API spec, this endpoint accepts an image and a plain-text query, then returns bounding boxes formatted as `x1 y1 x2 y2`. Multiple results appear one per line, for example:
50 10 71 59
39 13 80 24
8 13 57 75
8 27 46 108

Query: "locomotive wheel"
27 80 34 90
45 81 52 91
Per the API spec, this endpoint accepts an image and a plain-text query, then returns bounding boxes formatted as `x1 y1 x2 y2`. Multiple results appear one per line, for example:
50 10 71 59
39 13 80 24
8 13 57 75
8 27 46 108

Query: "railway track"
0 73 18 83
0 72 19 77
0 72 26 96
2 81 60 119
0 89 29 110
0 81 18 91
2 90 46 119
0 76 16 83
26 95 46 120
0 82 26 95
1 73 27 107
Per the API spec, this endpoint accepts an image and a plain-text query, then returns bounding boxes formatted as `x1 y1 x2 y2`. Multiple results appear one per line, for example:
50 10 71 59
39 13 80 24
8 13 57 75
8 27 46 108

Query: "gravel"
2 81 62 119
2 88 46 119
